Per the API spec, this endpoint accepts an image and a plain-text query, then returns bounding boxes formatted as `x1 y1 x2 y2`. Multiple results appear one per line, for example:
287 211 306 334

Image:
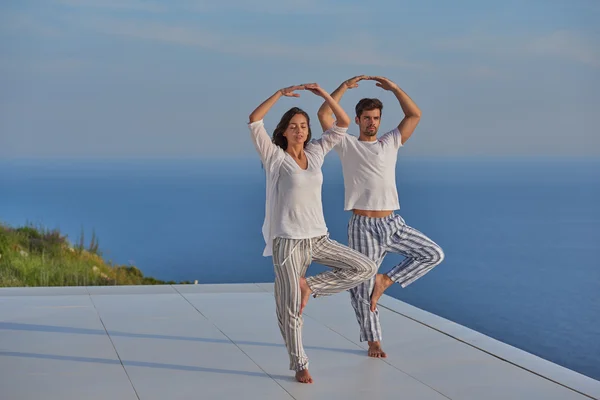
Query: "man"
317 75 445 358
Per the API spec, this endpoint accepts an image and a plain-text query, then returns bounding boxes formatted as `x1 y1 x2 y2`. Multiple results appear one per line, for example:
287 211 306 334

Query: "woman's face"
283 113 309 147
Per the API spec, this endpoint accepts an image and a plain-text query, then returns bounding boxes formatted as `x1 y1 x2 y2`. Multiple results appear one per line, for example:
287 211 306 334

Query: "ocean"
1 157 599 380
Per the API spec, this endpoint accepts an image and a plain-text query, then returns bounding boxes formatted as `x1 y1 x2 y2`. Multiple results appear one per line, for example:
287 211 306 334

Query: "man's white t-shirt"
334 128 403 211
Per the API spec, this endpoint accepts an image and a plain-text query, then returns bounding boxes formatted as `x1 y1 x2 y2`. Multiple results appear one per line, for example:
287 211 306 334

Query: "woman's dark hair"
272 107 312 150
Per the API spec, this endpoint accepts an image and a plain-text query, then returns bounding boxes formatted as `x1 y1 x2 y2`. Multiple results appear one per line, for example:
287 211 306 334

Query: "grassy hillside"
0 222 190 287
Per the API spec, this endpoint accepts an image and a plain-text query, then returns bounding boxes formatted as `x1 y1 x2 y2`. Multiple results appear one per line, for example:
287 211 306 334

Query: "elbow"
411 109 422 119
249 113 258 123
336 117 350 128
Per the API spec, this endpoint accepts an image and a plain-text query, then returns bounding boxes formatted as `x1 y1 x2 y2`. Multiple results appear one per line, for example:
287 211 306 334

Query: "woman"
248 83 377 384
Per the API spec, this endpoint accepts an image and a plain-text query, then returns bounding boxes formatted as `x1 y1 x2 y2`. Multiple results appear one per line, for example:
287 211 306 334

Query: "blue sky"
0 0 598 158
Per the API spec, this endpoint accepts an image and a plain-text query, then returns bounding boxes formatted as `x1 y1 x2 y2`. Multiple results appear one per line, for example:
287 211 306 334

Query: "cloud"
0 13 61 37
182 0 368 15
434 30 600 68
465 66 501 79
72 17 429 69
55 0 165 13
54 0 367 16
0 58 87 74
526 31 600 68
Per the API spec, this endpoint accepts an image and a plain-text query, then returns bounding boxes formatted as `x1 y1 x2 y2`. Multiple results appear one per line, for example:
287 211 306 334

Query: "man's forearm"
330 82 350 105
391 86 421 118
321 90 350 128
317 83 349 131
390 85 421 144
318 83 348 116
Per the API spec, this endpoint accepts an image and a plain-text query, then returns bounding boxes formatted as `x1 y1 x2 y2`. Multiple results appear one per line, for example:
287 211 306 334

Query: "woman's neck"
286 144 304 158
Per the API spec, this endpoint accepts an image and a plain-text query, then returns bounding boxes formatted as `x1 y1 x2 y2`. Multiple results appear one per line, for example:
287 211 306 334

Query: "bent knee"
358 258 378 278
431 245 445 265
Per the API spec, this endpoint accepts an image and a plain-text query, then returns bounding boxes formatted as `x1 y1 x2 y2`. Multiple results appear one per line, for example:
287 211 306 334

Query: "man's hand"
369 76 398 91
317 76 367 132
279 85 305 97
344 75 369 89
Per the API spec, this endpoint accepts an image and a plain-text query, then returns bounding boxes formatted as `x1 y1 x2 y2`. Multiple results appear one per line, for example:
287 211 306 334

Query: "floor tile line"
86 290 141 400
171 285 297 399
378 302 597 400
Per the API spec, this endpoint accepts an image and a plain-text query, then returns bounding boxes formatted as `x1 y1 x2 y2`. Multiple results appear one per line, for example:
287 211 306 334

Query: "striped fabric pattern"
348 213 445 342
272 234 377 371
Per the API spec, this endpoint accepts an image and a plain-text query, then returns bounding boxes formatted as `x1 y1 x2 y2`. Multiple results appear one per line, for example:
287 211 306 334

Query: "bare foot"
370 273 393 312
299 277 312 315
368 341 387 358
295 368 313 384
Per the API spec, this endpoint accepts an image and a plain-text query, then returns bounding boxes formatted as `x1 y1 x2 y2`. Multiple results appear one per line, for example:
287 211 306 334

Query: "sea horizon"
1 157 599 381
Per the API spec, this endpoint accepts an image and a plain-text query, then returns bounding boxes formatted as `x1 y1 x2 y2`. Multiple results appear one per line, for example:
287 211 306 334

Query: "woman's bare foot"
295 368 313 383
368 341 387 358
370 273 394 312
299 277 312 315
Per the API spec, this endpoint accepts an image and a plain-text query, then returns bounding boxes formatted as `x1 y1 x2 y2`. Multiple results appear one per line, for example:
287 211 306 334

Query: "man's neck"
358 134 377 142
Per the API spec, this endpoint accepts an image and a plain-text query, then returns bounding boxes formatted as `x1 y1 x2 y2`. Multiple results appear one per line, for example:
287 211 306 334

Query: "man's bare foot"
295 368 313 383
368 341 387 358
370 273 394 312
299 277 312 315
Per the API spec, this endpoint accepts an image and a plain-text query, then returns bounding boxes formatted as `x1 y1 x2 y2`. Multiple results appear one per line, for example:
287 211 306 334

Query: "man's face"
283 113 309 147
356 109 381 137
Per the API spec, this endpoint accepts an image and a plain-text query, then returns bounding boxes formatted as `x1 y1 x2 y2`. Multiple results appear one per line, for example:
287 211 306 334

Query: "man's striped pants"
348 213 445 342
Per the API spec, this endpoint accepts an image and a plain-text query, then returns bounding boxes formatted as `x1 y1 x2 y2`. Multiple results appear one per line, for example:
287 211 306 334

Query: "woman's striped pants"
272 234 377 371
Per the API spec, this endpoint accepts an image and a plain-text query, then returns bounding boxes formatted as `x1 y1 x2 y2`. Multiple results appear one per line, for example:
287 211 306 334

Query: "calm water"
1 157 599 380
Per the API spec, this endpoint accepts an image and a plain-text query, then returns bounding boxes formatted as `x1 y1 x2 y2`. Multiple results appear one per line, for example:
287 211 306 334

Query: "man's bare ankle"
367 341 387 358
382 274 393 286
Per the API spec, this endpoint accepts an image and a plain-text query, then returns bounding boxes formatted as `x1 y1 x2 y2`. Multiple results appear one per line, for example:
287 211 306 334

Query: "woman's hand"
279 85 306 97
304 83 327 97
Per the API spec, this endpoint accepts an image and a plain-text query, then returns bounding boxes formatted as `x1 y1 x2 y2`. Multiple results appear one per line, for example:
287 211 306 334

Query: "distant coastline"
0 222 192 287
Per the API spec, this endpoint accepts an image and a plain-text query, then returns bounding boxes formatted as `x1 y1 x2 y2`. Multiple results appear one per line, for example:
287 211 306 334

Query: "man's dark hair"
355 98 383 118
272 107 312 150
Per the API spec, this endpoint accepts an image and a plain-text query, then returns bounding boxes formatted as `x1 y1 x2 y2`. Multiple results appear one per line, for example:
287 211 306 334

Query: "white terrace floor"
0 283 598 400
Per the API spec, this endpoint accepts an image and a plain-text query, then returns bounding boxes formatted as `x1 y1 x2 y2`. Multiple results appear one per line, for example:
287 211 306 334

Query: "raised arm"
316 75 368 131
304 83 350 155
305 83 350 128
370 76 421 144
249 85 305 123
248 85 305 164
